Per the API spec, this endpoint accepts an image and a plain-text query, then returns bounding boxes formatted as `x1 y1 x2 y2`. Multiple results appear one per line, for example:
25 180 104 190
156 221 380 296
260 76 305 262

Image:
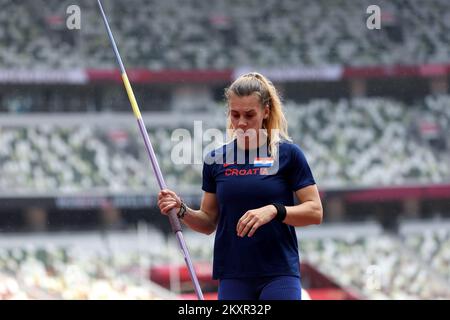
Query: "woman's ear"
264 105 270 119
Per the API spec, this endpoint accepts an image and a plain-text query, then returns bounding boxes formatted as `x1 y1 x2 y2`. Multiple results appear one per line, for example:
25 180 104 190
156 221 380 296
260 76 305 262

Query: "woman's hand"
236 205 277 237
157 189 182 215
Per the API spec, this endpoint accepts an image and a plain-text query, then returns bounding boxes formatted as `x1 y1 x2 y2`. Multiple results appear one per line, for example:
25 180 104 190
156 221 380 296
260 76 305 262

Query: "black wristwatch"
177 201 187 219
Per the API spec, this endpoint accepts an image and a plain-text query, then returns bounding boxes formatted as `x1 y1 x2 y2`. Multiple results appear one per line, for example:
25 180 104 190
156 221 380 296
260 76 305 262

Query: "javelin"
96 0 204 300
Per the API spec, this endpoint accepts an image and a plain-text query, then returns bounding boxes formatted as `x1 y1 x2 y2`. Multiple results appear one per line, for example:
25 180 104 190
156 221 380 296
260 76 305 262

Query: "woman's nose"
238 117 247 128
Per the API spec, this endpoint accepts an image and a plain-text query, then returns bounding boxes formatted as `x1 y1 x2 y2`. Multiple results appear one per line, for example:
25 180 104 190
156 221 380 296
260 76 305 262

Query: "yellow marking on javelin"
122 73 142 119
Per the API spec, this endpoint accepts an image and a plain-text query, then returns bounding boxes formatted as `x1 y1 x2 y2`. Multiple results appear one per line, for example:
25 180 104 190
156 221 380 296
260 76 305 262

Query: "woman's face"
228 93 269 148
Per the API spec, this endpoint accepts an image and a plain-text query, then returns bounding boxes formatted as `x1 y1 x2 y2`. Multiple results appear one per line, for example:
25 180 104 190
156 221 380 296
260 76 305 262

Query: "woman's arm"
182 191 219 235
283 184 323 227
236 184 323 237
158 190 219 235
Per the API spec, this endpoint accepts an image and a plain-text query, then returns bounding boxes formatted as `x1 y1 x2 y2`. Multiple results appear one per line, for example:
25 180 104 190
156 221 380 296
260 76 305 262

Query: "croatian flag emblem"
254 157 274 167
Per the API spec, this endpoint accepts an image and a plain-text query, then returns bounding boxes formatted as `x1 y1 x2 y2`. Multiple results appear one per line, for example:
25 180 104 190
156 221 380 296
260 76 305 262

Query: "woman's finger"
237 212 249 233
161 203 177 214
247 222 261 237
238 217 254 237
159 199 177 208
162 189 177 199
237 218 247 234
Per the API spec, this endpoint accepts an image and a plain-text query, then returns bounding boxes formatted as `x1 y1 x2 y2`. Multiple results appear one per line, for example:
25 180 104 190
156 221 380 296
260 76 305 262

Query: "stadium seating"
1 223 450 300
286 95 450 187
300 231 450 299
0 95 449 194
401 221 450 284
1 0 450 69
0 229 178 299
0 272 29 299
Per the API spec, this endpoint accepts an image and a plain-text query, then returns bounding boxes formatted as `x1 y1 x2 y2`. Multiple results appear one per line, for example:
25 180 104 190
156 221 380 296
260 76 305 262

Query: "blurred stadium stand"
0 226 179 299
299 222 450 299
0 0 450 299
0 96 449 195
2 0 450 69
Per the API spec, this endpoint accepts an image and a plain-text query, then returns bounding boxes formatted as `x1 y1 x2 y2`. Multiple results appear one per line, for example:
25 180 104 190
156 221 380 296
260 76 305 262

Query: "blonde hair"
224 72 291 158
